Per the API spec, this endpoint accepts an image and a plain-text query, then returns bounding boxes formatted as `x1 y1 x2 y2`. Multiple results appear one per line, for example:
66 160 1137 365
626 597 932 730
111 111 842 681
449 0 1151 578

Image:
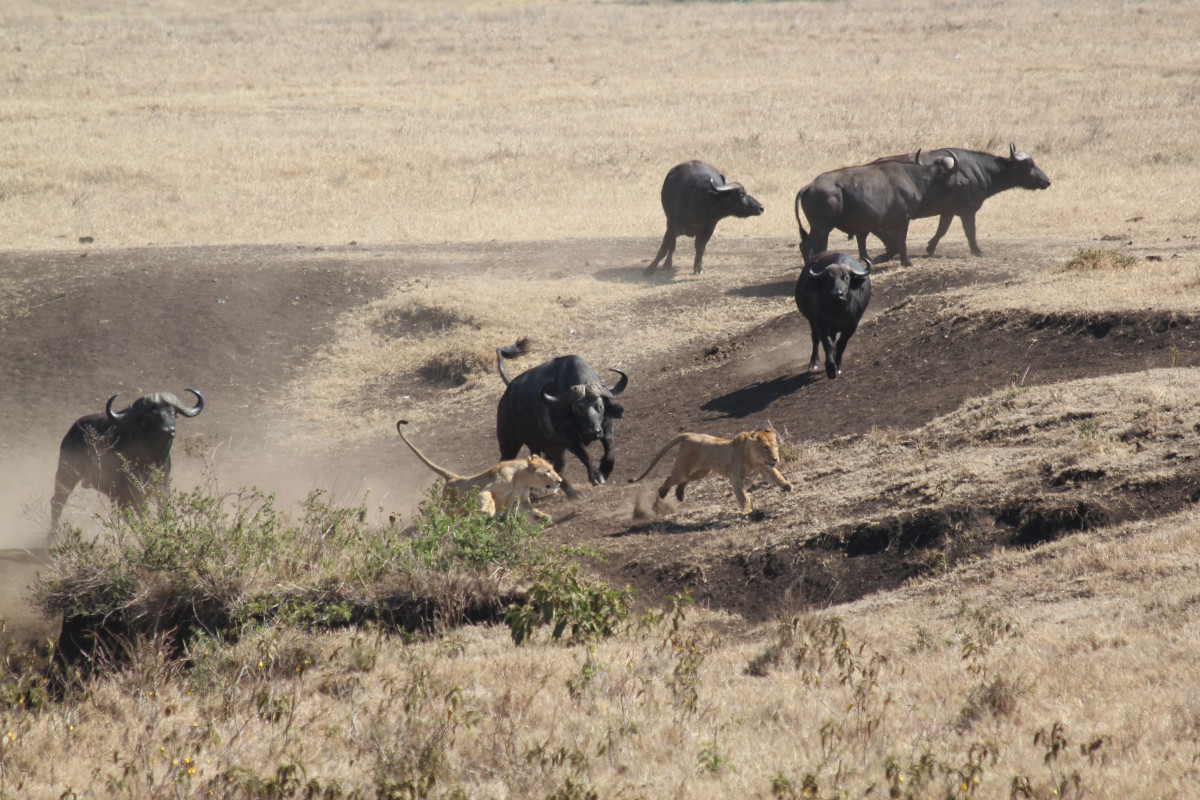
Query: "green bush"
34 480 554 655
505 563 635 645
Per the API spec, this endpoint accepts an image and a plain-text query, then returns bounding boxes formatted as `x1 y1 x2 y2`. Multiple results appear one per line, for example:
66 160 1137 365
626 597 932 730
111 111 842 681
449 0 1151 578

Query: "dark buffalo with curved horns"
863 142 1051 257
496 340 628 498
645 160 764 277
794 252 872 379
795 151 959 267
49 389 204 528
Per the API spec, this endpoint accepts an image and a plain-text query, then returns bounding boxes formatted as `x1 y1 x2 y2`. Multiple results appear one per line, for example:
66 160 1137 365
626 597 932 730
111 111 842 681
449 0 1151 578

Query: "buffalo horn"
541 383 587 408
105 394 125 420
849 256 872 277
709 179 744 195
803 258 829 277
607 368 628 396
931 155 960 173
174 388 205 417
1010 142 1031 162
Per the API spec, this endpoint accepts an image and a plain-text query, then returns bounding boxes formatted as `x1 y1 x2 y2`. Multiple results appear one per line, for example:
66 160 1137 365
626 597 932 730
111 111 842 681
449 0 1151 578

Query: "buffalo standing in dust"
864 142 1051 257
794 252 872 379
495 341 628 498
645 160 764 277
795 152 959 266
50 390 205 528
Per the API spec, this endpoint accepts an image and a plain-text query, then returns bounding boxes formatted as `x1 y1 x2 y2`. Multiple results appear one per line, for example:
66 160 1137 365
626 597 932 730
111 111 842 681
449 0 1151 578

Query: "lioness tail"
629 434 691 483
395 420 456 480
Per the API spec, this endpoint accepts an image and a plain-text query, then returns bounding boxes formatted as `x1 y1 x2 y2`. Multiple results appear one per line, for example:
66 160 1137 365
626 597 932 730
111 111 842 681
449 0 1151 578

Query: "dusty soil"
4 238 1199 644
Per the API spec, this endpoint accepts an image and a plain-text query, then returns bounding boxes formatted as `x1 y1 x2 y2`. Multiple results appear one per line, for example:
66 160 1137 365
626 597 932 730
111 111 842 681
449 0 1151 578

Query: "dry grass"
773 367 1200 537
3 0 1198 250
944 244 1200 316
6 504 1200 798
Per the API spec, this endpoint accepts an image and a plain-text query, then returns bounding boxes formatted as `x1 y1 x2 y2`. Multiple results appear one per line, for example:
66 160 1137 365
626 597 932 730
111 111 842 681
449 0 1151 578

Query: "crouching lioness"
631 430 792 514
397 420 562 521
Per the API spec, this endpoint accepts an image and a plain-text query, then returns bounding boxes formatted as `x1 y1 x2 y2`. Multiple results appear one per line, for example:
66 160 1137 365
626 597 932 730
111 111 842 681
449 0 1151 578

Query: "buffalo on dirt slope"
795 251 872 379
863 142 1051 257
50 389 205 529
495 340 628 499
795 151 959 267
645 160 764 277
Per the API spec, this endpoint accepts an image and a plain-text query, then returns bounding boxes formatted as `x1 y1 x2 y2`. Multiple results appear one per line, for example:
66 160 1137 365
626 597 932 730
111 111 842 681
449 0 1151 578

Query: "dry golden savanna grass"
6 504 1200 799
2 0 1197 250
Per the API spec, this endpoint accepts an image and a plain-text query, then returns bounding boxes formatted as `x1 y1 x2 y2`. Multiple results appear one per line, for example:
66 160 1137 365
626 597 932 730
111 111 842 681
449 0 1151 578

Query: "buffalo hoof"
825 363 840 380
807 359 821 373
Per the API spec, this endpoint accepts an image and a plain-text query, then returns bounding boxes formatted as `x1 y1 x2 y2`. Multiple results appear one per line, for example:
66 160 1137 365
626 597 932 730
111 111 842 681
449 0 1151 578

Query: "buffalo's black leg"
498 430 523 462
546 450 581 500
855 233 871 263
871 229 899 264
802 227 831 264
895 223 913 267
833 322 859 376
49 472 77 529
819 325 840 379
645 228 677 276
926 213 955 255
960 211 983 256
598 436 616 481
674 482 687 501
564 439 603 487
807 326 822 372
692 222 717 274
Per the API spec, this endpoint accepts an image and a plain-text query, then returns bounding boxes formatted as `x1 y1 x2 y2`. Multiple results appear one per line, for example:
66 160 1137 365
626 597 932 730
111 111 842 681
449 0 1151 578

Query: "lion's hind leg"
669 459 709 502
476 491 498 518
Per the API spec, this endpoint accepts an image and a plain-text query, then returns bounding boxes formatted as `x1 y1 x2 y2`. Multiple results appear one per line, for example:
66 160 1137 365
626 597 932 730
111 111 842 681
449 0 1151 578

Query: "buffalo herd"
49 143 1048 529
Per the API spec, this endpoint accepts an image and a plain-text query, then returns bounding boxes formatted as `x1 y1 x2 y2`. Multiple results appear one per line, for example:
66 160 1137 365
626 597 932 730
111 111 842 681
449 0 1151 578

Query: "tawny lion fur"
397 420 562 521
631 430 792 514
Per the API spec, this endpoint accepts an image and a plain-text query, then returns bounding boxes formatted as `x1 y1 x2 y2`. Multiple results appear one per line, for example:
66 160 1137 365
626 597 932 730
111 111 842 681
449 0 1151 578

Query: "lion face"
746 431 781 467
524 457 563 493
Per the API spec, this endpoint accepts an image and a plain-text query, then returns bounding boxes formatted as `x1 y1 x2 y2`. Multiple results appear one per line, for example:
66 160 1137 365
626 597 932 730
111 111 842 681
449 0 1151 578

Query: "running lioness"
396 420 562 521
631 429 792 514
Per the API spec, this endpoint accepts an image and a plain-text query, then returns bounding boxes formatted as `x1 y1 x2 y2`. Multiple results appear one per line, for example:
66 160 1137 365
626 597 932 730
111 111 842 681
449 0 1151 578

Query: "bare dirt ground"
4 234 1200 645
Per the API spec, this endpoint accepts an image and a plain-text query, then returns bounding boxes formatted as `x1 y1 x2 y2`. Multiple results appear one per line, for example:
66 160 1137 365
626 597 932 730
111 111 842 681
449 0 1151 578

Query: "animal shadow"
701 372 818 418
593 264 661 283
726 278 795 299
614 515 743 538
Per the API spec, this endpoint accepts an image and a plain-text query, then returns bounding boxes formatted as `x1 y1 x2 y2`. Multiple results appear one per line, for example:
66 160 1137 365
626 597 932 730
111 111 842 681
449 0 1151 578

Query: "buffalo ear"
605 401 625 420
